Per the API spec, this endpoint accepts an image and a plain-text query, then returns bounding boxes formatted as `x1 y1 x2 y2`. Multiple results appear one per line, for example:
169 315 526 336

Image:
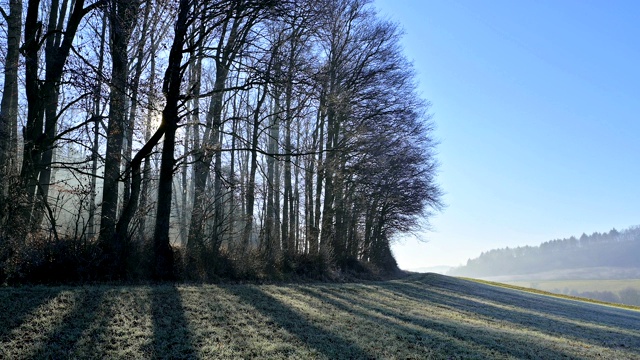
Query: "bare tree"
188 0 265 264
0 0 442 282
20 0 104 232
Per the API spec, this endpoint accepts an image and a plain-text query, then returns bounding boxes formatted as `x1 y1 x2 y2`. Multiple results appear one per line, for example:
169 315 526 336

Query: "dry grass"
1 274 639 359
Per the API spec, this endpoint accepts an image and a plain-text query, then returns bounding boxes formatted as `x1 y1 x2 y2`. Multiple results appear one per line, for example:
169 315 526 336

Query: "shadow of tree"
68 287 118 357
426 275 640 329
227 285 374 360
297 285 575 359
27 287 106 359
383 276 640 354
0 286 62 341
150 285 197 359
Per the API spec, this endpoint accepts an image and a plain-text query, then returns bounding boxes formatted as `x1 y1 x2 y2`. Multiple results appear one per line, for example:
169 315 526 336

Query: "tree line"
449 226 640 278
0 0 442 282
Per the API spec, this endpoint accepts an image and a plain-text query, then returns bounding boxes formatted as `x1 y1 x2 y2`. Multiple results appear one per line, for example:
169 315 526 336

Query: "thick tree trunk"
154 118 177 279
152 0 190 280
21 0 45 222
0 0 22 221
320 107 336 253
100 0 138 262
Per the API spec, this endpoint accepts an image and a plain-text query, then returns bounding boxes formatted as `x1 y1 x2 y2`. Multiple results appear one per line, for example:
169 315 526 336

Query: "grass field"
1 273 640 359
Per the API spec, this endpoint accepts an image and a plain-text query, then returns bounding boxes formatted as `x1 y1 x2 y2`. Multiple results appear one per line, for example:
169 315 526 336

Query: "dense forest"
0 0 442 283
449 226 640 278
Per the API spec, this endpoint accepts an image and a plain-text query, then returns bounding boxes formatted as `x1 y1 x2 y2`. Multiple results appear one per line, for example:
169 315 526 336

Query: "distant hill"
448 226 640 279
406 265 452 274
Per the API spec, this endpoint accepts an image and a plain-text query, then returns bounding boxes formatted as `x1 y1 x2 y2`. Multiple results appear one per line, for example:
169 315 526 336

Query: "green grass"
2 274 640 359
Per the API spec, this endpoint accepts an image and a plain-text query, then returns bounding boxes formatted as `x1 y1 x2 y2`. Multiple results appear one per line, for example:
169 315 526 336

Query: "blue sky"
375 0 640 269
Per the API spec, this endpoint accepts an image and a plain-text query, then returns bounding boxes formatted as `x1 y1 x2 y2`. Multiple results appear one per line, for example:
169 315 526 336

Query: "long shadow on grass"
298 285 575 359
407 274 640 330
27 288 107 359
227 285 374 360
383 278 640 354
396 278 640 333
150 285 197 359
0 287 62 341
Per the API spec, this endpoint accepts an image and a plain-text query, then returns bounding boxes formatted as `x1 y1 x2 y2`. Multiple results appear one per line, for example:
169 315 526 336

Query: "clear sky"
375 0 640 269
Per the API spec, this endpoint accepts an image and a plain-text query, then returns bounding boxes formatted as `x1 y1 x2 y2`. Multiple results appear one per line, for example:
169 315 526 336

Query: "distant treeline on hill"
448 226 640 277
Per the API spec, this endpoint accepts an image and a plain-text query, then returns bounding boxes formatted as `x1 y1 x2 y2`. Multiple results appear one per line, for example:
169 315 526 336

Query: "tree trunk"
33 0 67 230
0 0 22 222
88 10 107 239
152 0 191 280
283 39 299 256
188 68 226 261
242 82 268 250
21 0 45 225
212 89 224 256
123 0 151 208
265 95 281 261
138 29 159 241
184 23 203 261
100 0 137 248
312 101 325 254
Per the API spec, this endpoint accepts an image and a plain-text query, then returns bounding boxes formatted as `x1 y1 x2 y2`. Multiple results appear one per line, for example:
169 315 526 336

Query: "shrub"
3 233 102 284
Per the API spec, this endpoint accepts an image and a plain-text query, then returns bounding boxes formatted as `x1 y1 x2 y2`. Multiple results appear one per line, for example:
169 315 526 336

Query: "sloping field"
1 274 639 359
504 279 640 294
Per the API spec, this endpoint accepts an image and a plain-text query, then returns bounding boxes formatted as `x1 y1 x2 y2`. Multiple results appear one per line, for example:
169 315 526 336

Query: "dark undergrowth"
0 234 400 286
